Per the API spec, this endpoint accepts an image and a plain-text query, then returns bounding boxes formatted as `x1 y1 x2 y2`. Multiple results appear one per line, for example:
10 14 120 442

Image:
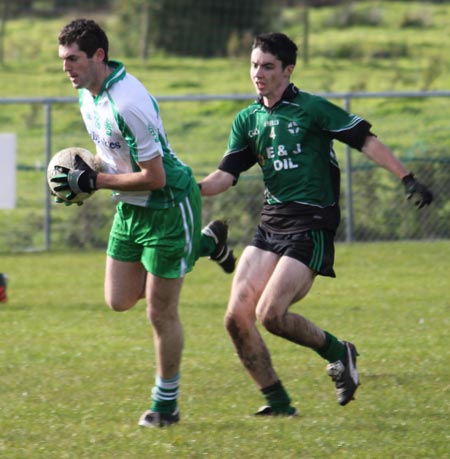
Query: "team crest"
104 119 113 136
148 125 160 143
288 121 300 135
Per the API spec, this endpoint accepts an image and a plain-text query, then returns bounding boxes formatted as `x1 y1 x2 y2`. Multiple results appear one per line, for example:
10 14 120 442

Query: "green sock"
200 233 215 257
261 380 295 414
316 331 346 363
150 374 179 414
151 399 177 415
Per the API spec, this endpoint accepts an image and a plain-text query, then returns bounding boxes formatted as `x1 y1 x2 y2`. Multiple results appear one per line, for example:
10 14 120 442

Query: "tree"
115 0 280 58
0 0 10 64
152 0 279 57
301 0 310 65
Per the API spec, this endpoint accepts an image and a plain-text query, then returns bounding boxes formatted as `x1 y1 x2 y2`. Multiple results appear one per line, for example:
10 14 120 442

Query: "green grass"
3 2 450 95
2 1 450 170
1 2 450 252
1 241 449 458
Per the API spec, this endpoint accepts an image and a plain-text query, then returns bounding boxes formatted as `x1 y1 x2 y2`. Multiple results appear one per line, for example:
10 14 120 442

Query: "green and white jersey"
79 61 193 209
220 84 371 208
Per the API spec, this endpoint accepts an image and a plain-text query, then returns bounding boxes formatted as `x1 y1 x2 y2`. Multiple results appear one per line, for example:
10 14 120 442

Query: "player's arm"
199 143 257 197
97 155 166 191
323 103 432 208
198 169 235 196
361 135 433 208
53 154 166 201
361 135 408 179
62 154 166 194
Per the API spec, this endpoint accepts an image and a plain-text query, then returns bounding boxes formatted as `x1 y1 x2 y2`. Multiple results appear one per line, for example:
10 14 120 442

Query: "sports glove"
401 173 433 209
51 192 83 206
51 154 98 201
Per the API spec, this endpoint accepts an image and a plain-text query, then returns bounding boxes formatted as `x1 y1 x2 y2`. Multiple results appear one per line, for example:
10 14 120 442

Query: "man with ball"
54 18 235 428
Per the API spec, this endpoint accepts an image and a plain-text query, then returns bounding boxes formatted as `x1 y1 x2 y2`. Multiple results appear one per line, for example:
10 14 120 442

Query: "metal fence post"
344 95 354 243
44 102 52 250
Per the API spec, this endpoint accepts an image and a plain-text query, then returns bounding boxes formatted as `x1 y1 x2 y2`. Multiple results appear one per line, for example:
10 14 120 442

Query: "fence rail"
0 91 449 253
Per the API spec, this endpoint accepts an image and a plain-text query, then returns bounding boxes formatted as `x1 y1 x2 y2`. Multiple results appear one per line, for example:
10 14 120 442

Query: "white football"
47 147 100 204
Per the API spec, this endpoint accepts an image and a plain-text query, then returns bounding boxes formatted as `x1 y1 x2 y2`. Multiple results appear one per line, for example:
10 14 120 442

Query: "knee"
147 304 179 332
105 296 136 312
257 307 283 336
106 303 131 312
224 283 258 338
224 308 253 338
147 306 161 328
104 279 144 310
224 310 239 335
224 312 247 348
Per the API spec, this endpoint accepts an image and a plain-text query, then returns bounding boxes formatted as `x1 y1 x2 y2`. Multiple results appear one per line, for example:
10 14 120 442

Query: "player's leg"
104 203 148 311
224 246 296 415
139 185 199 428
256 229 360 406
225 245 279 388
255 256 324 348
201 220 236 273
138 274 184 428
227 228 359 410
146 275 184 379
104 256 146 311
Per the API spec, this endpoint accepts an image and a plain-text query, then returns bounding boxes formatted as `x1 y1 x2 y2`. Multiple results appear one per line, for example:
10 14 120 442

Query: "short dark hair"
58 18 109 62
252 32 297 68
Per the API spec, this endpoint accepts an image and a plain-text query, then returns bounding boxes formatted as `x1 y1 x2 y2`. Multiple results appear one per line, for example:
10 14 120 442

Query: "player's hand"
50 190 82 205
401 173 433 209
51 192 83 206
51 154 98 197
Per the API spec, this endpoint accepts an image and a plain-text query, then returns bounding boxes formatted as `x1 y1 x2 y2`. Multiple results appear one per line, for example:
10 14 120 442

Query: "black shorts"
250 225 336 278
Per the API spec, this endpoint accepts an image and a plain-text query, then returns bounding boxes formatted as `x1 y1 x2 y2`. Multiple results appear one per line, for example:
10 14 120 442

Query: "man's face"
250 47 293 105
58 42 100 91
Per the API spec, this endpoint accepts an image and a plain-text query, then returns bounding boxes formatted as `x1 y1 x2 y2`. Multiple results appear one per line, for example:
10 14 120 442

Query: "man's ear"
93 47 106 62
285 64 295 77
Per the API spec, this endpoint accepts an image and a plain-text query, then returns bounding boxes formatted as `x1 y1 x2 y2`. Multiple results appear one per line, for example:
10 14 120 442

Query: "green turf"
0 2 449 455
0 241 448 458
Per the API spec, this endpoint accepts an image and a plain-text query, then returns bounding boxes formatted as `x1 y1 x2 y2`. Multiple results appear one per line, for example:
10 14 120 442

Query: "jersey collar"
89 60 126 102
103 61 126 90
257 83 299 111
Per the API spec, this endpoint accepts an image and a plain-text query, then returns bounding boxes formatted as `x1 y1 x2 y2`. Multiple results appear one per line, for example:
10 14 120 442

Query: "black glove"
51 154 98 201
401 173 433 209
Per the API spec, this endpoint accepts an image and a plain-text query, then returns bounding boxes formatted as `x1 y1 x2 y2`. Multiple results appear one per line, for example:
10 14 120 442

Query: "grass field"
0 2 449 456
0 241 449 458
2 1 450 172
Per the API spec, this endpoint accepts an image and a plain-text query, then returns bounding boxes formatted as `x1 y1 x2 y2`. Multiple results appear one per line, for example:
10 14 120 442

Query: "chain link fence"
0 92 449 253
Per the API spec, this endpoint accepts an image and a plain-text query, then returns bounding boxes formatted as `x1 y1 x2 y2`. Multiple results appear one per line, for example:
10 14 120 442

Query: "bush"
327 4 383 28
400 10 432 28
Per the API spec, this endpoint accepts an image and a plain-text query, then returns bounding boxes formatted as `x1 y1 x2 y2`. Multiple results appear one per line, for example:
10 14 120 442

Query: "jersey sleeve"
309 95 373 151
218 112 257 182
116 100 162 163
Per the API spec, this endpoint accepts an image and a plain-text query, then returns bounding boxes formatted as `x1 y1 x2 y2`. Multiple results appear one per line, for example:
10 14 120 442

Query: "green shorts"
107 182 202 278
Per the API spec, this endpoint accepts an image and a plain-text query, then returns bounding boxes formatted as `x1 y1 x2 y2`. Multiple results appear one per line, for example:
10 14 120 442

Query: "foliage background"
0 3 449 458
0 1 449 252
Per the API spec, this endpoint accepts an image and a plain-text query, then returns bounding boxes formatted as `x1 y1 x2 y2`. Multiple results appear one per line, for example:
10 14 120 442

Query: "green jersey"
79 61 193 209
219 84 372 232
